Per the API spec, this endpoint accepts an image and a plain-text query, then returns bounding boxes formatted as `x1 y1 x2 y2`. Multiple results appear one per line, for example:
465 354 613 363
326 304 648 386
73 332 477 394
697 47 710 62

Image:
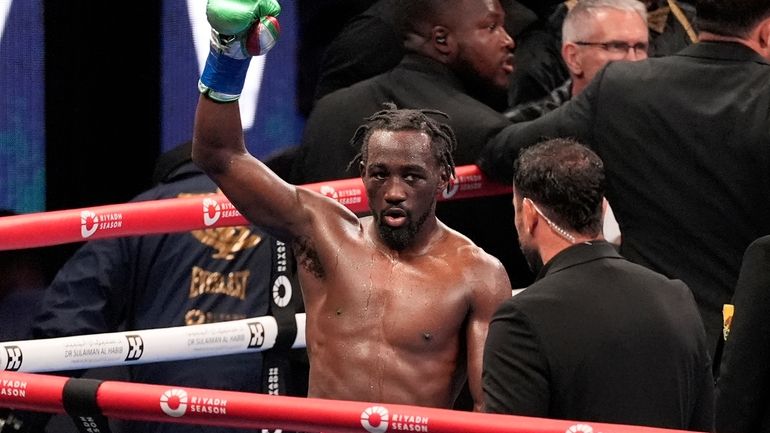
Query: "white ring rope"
0 313 306 373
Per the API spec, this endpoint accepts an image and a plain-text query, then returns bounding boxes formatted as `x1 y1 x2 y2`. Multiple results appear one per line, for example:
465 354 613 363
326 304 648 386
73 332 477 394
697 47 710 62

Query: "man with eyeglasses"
507 0 695 110
482 138 714 430
505 0 649 122
479 0 770 367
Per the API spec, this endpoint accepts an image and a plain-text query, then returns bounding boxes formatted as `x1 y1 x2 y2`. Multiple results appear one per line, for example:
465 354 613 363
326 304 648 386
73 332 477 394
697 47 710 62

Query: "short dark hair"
693 0 770 37
393 0 445 38
349 103 457 179
513 138 605 236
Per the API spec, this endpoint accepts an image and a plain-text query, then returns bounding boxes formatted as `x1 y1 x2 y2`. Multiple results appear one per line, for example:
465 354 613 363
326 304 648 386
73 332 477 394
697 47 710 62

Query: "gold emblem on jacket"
178 192 263 259
192 225 262 259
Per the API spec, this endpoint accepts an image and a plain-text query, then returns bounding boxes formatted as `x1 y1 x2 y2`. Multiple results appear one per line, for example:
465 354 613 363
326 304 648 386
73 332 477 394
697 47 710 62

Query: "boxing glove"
198 0 281 102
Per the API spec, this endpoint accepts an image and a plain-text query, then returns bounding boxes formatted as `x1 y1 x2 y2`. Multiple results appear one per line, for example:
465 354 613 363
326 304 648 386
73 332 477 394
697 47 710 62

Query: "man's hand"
198 0 281 102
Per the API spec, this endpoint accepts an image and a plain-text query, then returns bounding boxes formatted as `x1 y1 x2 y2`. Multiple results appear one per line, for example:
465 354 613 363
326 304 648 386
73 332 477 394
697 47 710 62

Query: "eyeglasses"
574 41 649 55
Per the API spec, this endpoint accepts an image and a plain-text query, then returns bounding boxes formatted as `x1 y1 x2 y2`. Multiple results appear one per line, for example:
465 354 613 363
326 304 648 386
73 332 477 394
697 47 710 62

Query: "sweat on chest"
319 280 467 343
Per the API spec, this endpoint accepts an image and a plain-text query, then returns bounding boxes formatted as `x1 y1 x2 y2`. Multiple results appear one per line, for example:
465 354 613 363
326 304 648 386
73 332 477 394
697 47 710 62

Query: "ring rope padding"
0 165 512 251
0 370 698 433
0 314 305 373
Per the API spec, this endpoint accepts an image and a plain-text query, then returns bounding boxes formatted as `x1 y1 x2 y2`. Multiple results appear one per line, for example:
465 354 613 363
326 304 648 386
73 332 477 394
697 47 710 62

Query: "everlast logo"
190 266 249 300
125 335 144 361
247 322 265 349
3 346 22 371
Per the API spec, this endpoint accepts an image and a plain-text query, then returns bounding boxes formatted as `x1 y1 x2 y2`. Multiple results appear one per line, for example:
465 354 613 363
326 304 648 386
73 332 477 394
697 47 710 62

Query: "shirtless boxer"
191 0 512 410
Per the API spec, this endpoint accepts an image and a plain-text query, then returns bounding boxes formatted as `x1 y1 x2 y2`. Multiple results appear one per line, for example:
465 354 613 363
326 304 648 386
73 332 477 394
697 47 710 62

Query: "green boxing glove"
207 0 280 38
198 0 281 102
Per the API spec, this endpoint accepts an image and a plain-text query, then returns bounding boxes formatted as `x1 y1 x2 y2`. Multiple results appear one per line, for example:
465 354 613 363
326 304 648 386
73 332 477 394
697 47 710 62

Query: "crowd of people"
2 0 770 432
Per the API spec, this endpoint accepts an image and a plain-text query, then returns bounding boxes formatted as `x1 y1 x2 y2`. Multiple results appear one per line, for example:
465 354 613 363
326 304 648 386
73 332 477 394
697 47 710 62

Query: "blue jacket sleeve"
33 236 132 338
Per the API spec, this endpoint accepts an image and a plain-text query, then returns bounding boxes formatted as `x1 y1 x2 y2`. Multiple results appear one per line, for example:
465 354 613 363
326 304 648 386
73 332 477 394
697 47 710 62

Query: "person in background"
291 0 516 183
16 142 307 433
482 138 714 431
479 0 770 362
715 234 770 433
311 0 538 106
507 0 695 108
505 0 649 122
193 0 513 411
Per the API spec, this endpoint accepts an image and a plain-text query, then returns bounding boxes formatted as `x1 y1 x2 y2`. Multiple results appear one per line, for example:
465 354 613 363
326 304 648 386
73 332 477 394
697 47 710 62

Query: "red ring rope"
0 371 700 433
0 165 511 251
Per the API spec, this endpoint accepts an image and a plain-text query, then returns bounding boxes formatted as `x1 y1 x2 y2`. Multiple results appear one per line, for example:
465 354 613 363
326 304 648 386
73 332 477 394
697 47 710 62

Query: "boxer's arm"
192 0 355 241
466 254 513 411
193 98 300 235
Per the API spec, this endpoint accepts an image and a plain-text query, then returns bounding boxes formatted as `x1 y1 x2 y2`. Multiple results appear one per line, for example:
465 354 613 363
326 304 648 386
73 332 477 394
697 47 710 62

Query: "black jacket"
483 241 714 431
479 41 770 356
716 235 770 433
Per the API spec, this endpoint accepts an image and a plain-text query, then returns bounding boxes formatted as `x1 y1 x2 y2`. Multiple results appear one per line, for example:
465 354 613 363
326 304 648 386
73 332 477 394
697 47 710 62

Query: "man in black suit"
482 138 714 430
478 0 770 359
310 0 538 106
716 235 770 433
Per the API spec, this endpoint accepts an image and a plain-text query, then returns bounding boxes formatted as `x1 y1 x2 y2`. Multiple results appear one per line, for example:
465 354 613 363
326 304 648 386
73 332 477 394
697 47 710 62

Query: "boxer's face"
363 129 444 251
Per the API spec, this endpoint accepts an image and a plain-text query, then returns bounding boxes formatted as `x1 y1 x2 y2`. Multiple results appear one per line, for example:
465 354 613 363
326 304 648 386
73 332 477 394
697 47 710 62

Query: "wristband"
198 48 252 103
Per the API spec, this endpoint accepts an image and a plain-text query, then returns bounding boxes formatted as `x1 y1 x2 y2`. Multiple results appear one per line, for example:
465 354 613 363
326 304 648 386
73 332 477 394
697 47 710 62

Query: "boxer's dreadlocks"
348 103 457 180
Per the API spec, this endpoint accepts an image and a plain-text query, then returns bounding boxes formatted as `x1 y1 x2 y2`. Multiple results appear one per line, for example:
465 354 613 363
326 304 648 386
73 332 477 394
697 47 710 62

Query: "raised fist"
198 0 281 102
207 0 281 58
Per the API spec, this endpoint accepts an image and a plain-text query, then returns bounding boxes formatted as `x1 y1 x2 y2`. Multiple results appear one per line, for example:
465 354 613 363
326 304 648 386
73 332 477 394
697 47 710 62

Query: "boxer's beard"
376 208 430 251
